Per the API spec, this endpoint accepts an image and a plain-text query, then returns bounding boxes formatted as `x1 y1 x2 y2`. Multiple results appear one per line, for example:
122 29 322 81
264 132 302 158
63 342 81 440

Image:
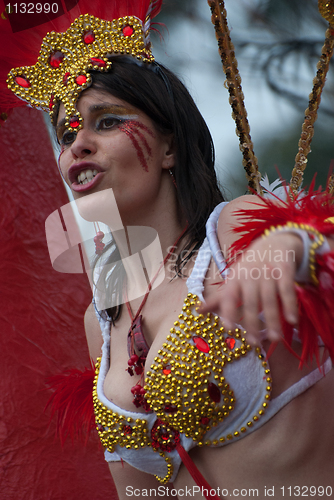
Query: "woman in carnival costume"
1 1 334 499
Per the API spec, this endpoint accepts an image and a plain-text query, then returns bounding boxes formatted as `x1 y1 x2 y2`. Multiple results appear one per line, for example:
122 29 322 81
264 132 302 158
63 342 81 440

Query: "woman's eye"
60 131 77 145
97 116 120 130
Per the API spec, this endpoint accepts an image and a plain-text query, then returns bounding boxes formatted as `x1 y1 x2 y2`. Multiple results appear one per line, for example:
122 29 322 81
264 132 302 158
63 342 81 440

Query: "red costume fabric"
0 107 116 499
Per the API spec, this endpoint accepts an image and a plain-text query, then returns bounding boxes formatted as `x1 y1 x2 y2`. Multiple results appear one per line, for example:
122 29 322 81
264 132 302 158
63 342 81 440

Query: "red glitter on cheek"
119 120 155 172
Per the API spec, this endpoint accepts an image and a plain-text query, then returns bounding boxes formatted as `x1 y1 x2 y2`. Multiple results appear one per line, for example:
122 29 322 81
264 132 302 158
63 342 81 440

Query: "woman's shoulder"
216 194 265 251
218 194 266 221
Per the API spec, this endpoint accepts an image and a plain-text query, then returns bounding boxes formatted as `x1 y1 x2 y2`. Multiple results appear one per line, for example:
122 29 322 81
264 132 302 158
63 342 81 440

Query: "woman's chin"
74 188 124 230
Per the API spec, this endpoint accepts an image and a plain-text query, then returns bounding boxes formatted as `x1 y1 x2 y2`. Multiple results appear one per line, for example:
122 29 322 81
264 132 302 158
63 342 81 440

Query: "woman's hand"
201 231 303 344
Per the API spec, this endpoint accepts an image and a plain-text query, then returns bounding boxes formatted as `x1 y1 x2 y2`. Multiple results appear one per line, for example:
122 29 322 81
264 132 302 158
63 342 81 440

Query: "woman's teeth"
77 169 99 185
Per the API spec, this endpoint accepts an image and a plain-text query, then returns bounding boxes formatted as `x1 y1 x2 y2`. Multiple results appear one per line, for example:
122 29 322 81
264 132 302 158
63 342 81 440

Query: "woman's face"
57 87 174 221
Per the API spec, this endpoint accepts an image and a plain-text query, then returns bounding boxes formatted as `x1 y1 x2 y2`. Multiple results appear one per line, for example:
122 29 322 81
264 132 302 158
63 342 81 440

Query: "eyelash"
96 115 123 130
59 115 126 146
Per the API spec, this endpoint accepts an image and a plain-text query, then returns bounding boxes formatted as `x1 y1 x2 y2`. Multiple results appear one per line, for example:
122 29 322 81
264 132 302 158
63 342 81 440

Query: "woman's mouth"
76 168 99 185
68 162 104 192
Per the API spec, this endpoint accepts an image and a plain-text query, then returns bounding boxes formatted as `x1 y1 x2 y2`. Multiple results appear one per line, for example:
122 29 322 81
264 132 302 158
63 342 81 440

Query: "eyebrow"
56 103 137 135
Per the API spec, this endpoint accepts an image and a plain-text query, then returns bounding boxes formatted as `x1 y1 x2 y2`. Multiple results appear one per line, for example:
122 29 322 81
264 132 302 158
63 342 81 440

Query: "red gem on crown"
15 76 31 88
69 116 80 128
83 30 95 44
75 75 87 86
90 58 107 67
49 51 65 68
63 72 70 85
122 25 134 37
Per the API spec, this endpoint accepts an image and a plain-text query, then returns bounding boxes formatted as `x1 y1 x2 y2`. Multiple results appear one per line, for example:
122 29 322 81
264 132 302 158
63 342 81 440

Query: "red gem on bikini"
15 76 31 88
151 419 180 452
69 116 80 128
200 417 210 425
63 72 70 85
123 25 134 37
49 51 65 68
208 382 221 403
164 404 177 414
160 428 169 441
226 337 236 350
122 425 132 435
83 30 95 44
76 75 87 85
163 365 171 375
193 336 210 353
90 57 107 67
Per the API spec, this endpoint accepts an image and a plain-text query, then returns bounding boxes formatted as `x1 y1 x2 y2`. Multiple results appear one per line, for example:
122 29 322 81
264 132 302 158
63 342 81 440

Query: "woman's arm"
84 303 104 362
201 195 305 343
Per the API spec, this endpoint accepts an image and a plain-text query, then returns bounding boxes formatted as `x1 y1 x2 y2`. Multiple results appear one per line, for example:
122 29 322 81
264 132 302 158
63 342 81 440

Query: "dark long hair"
88 58 224 321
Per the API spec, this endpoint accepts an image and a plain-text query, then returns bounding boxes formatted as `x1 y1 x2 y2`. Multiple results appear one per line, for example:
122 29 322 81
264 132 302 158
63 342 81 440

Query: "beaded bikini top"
93 291 271 484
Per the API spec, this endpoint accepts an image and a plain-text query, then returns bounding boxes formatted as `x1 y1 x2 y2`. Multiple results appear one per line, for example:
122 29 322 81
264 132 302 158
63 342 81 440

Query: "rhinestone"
49 94 54 110
63 72 70 85
49 51 64 68
75 75 87 85
69 116 80 128
193 337 210 353
226 338 236 349
208 382 221 403
83 30 95 44
15 76 31 88
123 25 134 37
164 404 177 413
90 57 106 67
122 425 132 435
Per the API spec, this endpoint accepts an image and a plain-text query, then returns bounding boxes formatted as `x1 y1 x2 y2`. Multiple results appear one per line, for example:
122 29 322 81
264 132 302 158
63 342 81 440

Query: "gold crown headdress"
1 0 162 131
208 0 334 196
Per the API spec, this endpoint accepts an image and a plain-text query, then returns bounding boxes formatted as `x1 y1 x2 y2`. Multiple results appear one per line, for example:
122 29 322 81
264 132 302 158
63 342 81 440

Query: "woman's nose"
70 129 97 159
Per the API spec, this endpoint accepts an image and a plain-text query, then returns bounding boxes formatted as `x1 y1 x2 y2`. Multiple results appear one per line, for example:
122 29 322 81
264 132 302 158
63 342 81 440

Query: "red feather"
228 186 334 367
46 364 96 445
0 0 163 116
229 185 334 260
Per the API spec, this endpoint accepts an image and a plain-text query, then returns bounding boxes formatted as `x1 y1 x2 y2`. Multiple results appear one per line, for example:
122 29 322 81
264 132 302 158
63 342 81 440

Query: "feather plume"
46 364 96 444
229 183 334 259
